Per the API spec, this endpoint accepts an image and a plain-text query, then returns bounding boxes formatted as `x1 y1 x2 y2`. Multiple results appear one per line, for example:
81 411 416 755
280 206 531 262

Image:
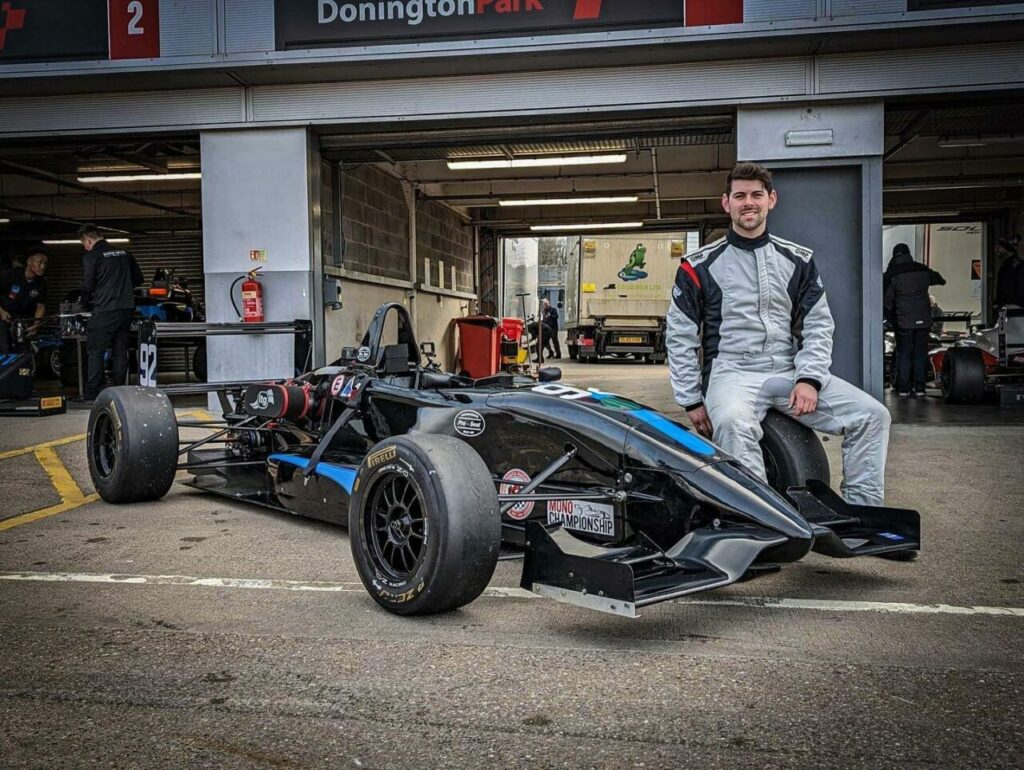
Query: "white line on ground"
2 570 1022 618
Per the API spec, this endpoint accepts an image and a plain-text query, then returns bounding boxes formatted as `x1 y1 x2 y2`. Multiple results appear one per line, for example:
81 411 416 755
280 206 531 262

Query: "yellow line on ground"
0 433 86 462
0 446 99 531
35 447 88 504
0 493 100 532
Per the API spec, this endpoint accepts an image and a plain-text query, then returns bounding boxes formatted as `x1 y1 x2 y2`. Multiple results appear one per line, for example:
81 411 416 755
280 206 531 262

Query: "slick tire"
759 410 831 496
349 434 501 616
942 347 985 404
87 386 179 504
192 343 207 383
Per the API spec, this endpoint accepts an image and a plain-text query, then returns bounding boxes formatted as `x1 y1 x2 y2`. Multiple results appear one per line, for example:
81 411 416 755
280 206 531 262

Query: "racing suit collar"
726 228 771 251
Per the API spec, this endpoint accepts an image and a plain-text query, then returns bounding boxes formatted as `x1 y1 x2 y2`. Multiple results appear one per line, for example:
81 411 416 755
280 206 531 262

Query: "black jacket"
81 240 143 313
996 256 1024 307
0 267 47 318
883 254 946 330
542 305 559 331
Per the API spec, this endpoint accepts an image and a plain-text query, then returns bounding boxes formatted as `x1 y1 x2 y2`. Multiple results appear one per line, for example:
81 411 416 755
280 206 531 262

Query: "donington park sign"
275 0 689 48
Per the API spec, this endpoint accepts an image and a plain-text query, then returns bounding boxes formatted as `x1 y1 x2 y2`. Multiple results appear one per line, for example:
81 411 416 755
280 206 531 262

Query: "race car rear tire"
759 410 830 496
87 386 179 504
942 347 985 404
191 343 207 382
349 434 501 616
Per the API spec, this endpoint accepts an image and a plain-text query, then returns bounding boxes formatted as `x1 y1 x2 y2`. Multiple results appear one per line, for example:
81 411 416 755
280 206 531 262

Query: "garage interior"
1 96 1022 391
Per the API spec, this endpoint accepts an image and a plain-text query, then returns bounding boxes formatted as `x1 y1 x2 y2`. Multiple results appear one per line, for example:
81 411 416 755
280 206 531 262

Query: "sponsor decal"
0 0 109 62
453 409 485 437
499 468 533 520
39 396 63 409
331 374 346 396
356 346 372 363
547 499 614 537
248 389 276 411
672 285 682 299
367 445 398 469
877 531 905 542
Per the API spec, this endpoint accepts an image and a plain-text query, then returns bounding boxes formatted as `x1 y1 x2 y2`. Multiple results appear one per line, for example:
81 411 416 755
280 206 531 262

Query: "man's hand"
686 405 714 438
788 382 819 417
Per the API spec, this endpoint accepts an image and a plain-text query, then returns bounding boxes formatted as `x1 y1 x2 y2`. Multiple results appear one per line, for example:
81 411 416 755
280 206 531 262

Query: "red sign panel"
685 0 743 26
108 0 159 60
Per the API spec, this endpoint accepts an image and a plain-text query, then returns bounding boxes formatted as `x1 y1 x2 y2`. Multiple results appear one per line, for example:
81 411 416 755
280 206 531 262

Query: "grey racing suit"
666 229 891 506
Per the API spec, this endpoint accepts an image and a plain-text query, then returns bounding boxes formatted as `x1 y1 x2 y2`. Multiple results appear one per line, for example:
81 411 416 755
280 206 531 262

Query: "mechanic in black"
77 224 143 402
883 243 946 397
0 249 48 354
541 298 561 359
995 236 1024 309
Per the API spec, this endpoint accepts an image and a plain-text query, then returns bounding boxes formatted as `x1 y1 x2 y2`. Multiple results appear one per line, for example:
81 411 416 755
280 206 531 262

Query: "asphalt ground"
1 363 1022 769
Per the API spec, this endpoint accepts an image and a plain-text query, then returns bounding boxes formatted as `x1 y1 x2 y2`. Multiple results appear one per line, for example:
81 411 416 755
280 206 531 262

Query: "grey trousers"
704 363 891 506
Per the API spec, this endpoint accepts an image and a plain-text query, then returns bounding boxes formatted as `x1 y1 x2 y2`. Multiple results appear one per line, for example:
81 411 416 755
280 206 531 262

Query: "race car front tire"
87 386 179 504
942 347 985 404
759 410 831 496
349 434 501 616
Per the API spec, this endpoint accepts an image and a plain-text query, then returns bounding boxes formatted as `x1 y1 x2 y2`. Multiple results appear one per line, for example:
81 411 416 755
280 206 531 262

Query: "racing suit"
666 229 891 506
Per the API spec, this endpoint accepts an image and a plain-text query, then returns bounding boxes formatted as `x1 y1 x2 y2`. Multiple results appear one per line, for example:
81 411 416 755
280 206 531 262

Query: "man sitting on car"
666 162 891 507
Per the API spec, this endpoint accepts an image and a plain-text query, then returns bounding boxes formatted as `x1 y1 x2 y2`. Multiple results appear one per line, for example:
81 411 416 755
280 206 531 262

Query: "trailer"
565 233 697 363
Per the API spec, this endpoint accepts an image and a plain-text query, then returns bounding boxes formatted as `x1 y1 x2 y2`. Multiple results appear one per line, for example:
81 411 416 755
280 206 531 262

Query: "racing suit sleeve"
80 251 98 306
666 262 705 410
792 257 835 391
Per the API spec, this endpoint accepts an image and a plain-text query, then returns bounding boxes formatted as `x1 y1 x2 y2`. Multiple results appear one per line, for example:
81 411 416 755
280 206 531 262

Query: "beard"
732 208 765 233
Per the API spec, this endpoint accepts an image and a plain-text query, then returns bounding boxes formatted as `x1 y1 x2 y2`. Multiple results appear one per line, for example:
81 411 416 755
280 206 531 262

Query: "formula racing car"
85 302 920 618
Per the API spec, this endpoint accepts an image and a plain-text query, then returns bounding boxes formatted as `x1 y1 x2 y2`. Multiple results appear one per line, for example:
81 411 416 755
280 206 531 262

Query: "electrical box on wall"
323 277 342 311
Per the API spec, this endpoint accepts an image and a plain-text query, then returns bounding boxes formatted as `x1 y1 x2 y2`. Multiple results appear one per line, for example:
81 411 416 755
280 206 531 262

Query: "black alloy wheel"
91 411 119 480
366 473 427 582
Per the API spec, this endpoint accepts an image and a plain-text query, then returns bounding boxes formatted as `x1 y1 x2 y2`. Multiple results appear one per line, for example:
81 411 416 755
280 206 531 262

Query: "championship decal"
547 500 615 537
500 469 533 520
367 445 398 469
453 409 485 438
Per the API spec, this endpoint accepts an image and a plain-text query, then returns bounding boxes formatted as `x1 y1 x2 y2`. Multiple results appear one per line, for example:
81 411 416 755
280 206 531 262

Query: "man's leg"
110 310 133 388
551 330 562 358
84 312 115 399
912 329 929 394
0 319 12 354
704 368 772 480
895 328 912 393
784 377 891 506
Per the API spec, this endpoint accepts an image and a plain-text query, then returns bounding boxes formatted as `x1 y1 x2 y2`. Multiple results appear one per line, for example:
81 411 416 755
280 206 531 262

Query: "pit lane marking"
1 571 1022 618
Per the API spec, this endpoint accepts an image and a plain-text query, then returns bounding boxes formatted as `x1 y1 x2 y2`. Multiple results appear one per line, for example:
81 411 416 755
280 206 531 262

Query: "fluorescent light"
448 154 627 170
0 218 9 224
77 172 201 183
43 238 131 245
530 222 644 232
500 195 638 207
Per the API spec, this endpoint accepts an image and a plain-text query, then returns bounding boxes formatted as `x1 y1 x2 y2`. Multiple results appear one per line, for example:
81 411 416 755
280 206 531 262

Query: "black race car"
85 302 920 618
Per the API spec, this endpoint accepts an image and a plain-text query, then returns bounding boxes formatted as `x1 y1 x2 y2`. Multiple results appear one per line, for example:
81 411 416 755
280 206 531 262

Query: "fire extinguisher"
231 268 264 323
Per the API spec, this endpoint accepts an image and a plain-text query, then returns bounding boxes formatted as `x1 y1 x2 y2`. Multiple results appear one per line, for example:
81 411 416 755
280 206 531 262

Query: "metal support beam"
883 109 931 161
0 158 196 218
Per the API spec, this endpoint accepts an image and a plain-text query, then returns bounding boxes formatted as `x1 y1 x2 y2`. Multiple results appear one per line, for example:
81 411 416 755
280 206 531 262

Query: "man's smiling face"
722 178 778 236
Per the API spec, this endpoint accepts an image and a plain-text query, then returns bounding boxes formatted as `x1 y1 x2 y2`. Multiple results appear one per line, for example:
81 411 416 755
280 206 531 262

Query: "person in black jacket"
76 225 143 403
884 243 946 397
995 237 1024 309
541 298 561 359
0 249 48 353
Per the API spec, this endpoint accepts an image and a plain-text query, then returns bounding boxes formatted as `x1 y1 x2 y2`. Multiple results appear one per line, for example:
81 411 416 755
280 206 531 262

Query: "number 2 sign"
108 0 160 60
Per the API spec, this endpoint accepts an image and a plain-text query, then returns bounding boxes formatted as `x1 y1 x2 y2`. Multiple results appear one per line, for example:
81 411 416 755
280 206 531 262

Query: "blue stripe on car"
585 391 715 457
269 454 357 493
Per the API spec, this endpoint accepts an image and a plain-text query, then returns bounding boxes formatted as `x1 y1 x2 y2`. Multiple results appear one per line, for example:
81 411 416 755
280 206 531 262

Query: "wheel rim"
941 357 953 399
49 349 62 377
92 411 119 480
365 473 427 582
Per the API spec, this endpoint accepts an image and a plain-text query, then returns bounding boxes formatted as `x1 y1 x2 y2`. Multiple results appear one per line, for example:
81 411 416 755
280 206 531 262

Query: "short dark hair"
726 162 774 195
76 224 102 239
25 246 48 259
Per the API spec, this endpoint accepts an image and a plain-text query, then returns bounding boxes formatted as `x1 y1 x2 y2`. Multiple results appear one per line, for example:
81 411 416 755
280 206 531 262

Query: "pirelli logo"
367 445 398 469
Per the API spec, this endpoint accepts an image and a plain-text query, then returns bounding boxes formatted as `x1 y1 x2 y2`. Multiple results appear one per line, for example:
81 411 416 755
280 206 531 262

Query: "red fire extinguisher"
232 268 264 323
